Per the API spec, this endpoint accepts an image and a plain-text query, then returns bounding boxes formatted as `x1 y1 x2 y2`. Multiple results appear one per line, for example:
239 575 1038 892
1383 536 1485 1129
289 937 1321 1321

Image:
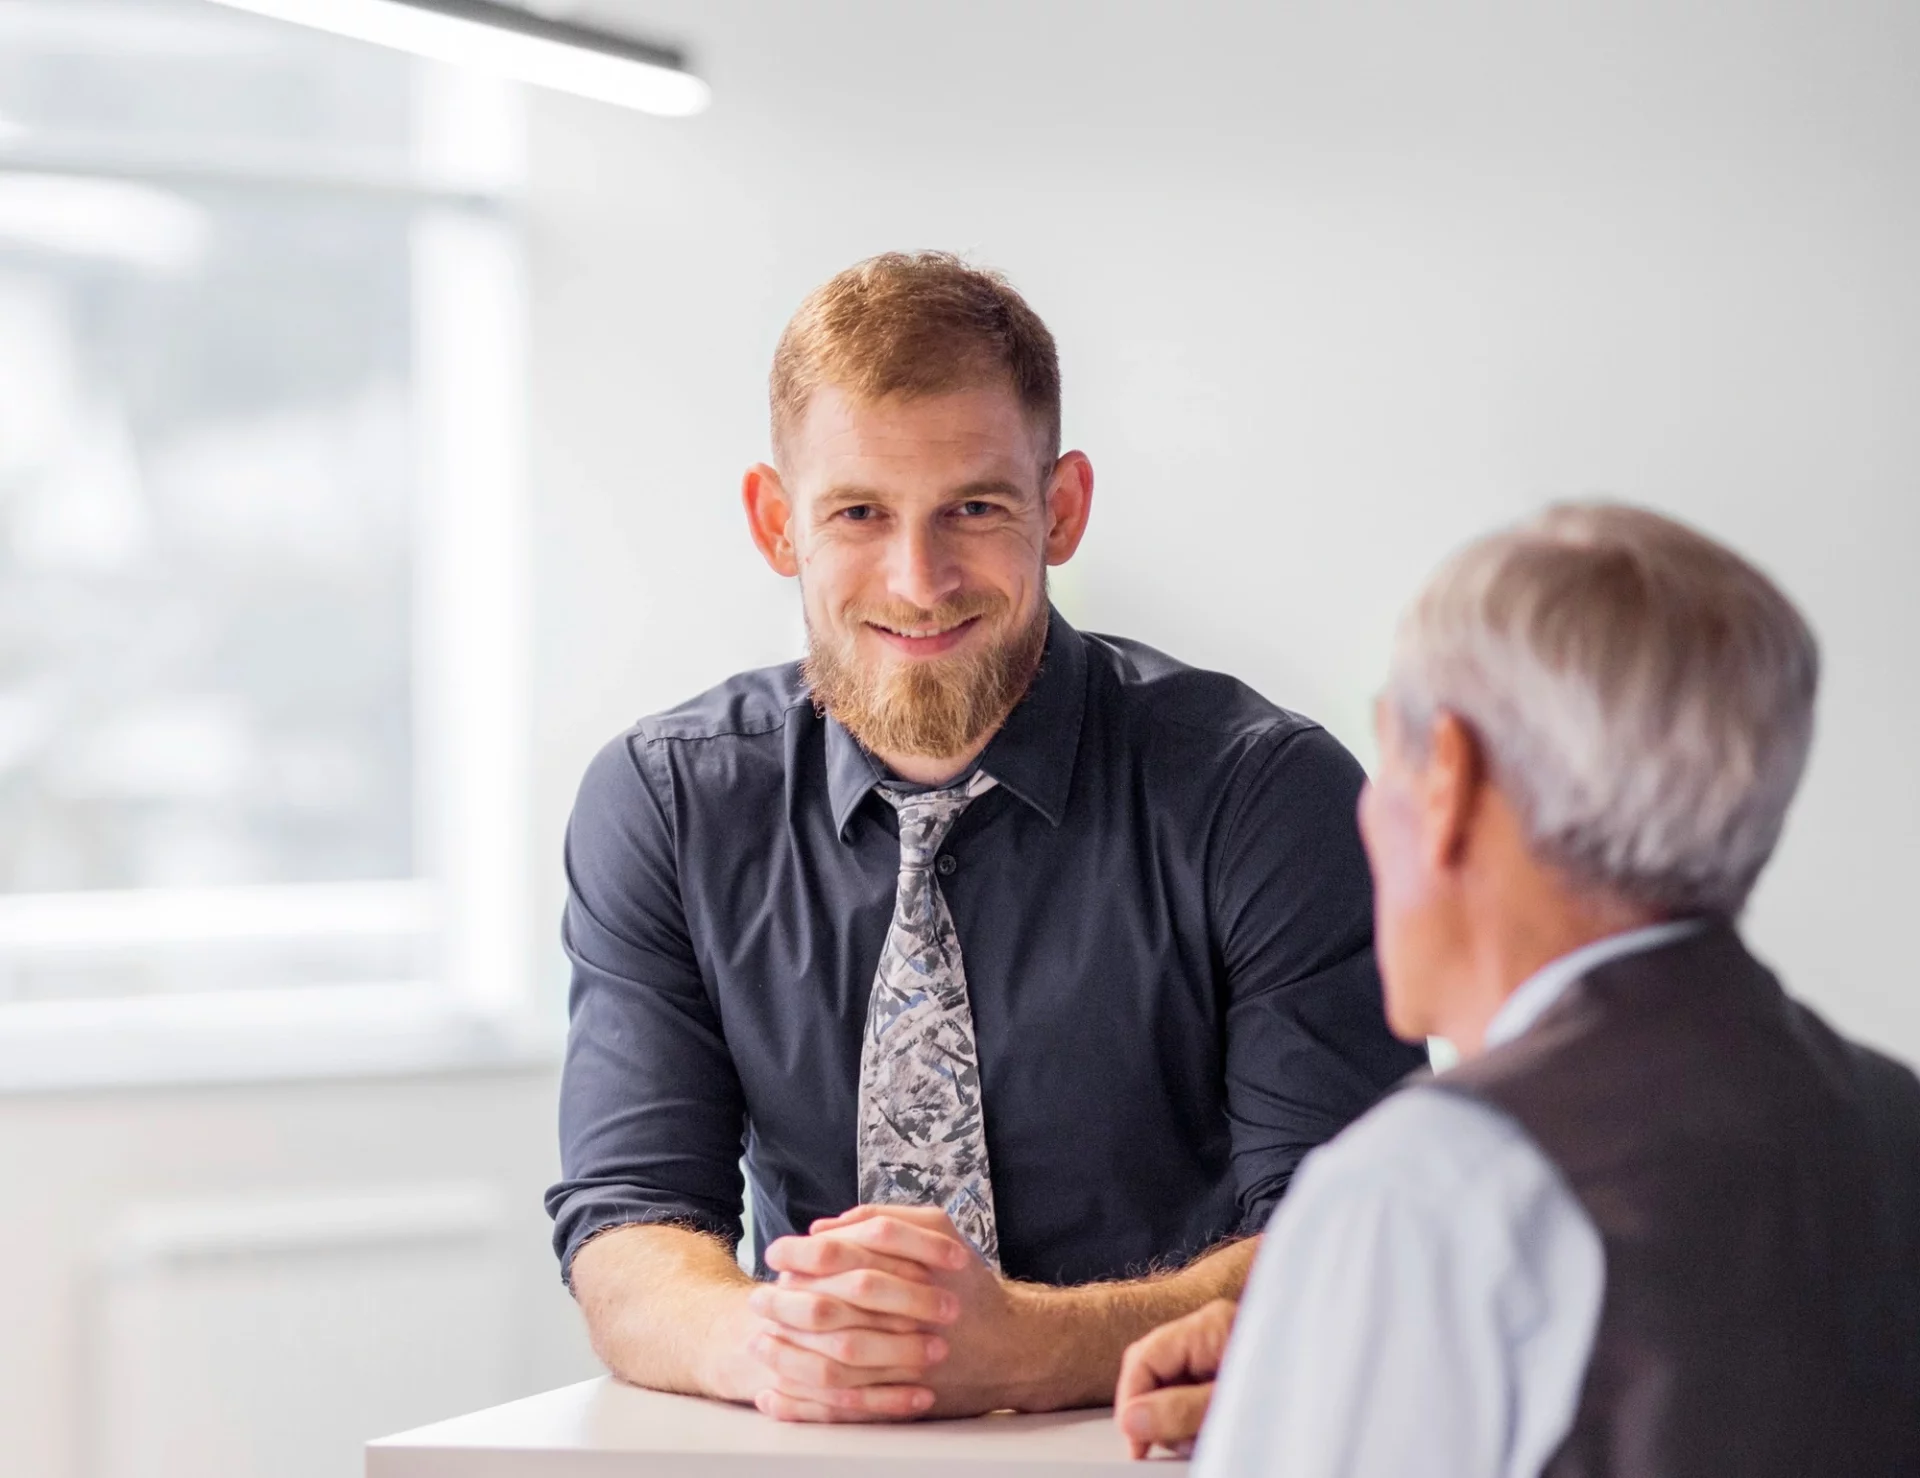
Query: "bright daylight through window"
0 0 527 1056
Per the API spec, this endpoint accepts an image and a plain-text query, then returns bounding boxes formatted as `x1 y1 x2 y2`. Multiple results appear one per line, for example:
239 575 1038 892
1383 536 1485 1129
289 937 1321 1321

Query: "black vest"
1436 925 1920 1478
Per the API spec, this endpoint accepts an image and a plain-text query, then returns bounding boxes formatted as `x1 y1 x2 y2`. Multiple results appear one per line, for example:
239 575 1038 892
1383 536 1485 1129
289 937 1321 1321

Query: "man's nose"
885 522 963 611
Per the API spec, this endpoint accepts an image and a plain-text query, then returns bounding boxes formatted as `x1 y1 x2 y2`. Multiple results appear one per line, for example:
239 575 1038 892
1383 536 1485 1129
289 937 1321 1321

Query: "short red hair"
770 252 1061 470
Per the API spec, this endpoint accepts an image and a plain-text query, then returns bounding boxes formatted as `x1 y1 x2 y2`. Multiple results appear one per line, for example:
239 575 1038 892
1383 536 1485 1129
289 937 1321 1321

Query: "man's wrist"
692 1283 763 1402
997 1280 1133 1411
995 1240 1259 1412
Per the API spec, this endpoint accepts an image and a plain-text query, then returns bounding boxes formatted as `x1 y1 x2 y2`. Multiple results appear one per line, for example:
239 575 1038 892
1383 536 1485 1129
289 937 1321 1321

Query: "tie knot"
880 771 998 869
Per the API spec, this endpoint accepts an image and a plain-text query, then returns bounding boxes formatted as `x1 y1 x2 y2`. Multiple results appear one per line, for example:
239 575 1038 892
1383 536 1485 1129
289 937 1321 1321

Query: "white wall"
530 0 1920 1062
0 1066 595 1478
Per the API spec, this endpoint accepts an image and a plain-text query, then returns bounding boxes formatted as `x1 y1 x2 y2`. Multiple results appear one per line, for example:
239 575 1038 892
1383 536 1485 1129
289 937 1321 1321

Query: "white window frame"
0 61 542 1090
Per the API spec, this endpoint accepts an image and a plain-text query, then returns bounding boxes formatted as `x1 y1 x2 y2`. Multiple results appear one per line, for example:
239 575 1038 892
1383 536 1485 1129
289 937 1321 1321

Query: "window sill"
0 984 561 1096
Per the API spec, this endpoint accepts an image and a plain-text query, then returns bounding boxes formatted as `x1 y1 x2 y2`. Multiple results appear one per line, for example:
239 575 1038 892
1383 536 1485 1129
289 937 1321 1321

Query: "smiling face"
743 380 1092 778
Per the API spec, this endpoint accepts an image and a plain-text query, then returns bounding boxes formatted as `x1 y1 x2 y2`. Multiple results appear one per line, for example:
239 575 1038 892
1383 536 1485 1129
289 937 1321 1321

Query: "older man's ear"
1422 710 1491 872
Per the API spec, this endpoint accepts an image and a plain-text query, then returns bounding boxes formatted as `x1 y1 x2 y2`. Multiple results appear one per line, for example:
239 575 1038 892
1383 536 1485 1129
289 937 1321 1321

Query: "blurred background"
0 1 1914 1474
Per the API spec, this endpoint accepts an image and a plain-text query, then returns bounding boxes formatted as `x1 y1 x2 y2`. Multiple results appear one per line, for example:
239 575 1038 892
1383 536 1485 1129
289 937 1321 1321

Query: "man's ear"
1423 711 1490 871
743 463 799 577
1042 450 1094 566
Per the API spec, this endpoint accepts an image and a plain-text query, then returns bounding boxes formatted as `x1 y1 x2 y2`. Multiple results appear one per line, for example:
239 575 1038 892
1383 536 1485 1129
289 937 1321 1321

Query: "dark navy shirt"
547 611 1425 1285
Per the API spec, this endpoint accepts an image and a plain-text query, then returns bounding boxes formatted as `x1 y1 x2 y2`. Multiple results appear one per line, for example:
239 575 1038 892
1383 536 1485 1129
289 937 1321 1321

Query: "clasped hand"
740 1204 1022 1422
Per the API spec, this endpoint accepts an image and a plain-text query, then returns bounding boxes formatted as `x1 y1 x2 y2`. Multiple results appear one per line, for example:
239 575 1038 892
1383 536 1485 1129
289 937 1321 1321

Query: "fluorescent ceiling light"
207 0 710 116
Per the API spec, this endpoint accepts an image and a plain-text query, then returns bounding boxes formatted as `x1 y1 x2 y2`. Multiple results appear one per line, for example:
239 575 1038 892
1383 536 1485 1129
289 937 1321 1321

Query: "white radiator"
86 1185 513 1478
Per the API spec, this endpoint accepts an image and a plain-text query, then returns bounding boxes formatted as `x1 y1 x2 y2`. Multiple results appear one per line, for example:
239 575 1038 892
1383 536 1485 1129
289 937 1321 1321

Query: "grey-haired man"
1118 505 1920 1478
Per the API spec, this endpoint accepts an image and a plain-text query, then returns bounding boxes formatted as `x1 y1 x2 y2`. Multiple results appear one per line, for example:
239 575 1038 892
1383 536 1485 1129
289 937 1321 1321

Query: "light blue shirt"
1194 920 1704 1478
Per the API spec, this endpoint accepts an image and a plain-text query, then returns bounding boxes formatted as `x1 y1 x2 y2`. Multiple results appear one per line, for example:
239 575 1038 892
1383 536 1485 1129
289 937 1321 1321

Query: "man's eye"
839 506 876 522
958 501 997 517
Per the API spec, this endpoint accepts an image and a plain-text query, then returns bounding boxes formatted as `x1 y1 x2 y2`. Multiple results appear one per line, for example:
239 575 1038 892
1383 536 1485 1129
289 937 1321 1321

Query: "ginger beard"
802 588 1049 760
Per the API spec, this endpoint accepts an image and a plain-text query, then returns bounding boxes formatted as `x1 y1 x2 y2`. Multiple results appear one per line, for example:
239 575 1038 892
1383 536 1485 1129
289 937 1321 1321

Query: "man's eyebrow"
815 479 1034 506
950 478 1033 502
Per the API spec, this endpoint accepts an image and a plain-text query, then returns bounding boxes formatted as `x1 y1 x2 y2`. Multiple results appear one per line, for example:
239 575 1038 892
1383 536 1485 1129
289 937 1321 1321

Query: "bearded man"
545 252 1425 1422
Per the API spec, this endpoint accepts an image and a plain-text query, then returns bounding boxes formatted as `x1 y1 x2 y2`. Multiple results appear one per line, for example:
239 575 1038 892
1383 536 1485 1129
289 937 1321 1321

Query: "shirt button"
936 854 957 877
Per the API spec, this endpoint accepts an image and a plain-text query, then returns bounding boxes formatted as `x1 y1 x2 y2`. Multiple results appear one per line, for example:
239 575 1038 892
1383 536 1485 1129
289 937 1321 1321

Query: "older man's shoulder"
1292 1082 1561 1215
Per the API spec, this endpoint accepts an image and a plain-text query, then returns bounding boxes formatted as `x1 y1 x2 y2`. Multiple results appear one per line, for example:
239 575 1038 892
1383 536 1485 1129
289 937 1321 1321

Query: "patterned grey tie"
855 769 1002 1269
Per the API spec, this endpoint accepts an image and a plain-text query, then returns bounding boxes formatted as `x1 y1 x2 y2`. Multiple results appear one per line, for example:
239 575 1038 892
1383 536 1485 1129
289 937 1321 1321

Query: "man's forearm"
569 1223 756 1399
1001 1237 1259 1411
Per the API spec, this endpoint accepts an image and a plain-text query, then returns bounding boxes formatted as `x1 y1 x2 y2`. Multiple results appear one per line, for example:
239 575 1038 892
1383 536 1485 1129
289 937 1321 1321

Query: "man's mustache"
845 595 1007 632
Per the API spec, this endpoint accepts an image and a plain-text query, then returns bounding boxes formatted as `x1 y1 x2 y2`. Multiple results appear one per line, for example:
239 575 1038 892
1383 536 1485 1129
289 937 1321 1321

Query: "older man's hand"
1113 1298 1237 1459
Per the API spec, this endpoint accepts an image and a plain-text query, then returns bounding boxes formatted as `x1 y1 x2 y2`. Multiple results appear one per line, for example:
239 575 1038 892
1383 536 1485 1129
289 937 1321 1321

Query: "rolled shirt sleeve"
1212 725 1431 1231
544 732 747 1285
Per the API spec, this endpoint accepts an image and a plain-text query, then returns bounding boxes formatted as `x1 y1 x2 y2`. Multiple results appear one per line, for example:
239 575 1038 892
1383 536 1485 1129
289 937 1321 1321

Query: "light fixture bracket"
388 0 688 74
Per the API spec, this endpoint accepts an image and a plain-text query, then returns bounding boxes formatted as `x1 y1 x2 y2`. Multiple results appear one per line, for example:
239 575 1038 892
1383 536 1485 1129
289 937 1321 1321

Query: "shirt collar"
1484 917 1709 1051
824 605 1087 841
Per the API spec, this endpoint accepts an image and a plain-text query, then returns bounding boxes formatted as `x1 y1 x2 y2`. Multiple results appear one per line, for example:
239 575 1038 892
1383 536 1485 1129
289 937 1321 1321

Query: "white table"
367 1378 1184 1477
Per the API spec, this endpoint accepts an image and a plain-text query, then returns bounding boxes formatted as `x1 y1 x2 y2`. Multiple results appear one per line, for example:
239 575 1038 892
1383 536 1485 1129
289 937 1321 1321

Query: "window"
0 0 529 1069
